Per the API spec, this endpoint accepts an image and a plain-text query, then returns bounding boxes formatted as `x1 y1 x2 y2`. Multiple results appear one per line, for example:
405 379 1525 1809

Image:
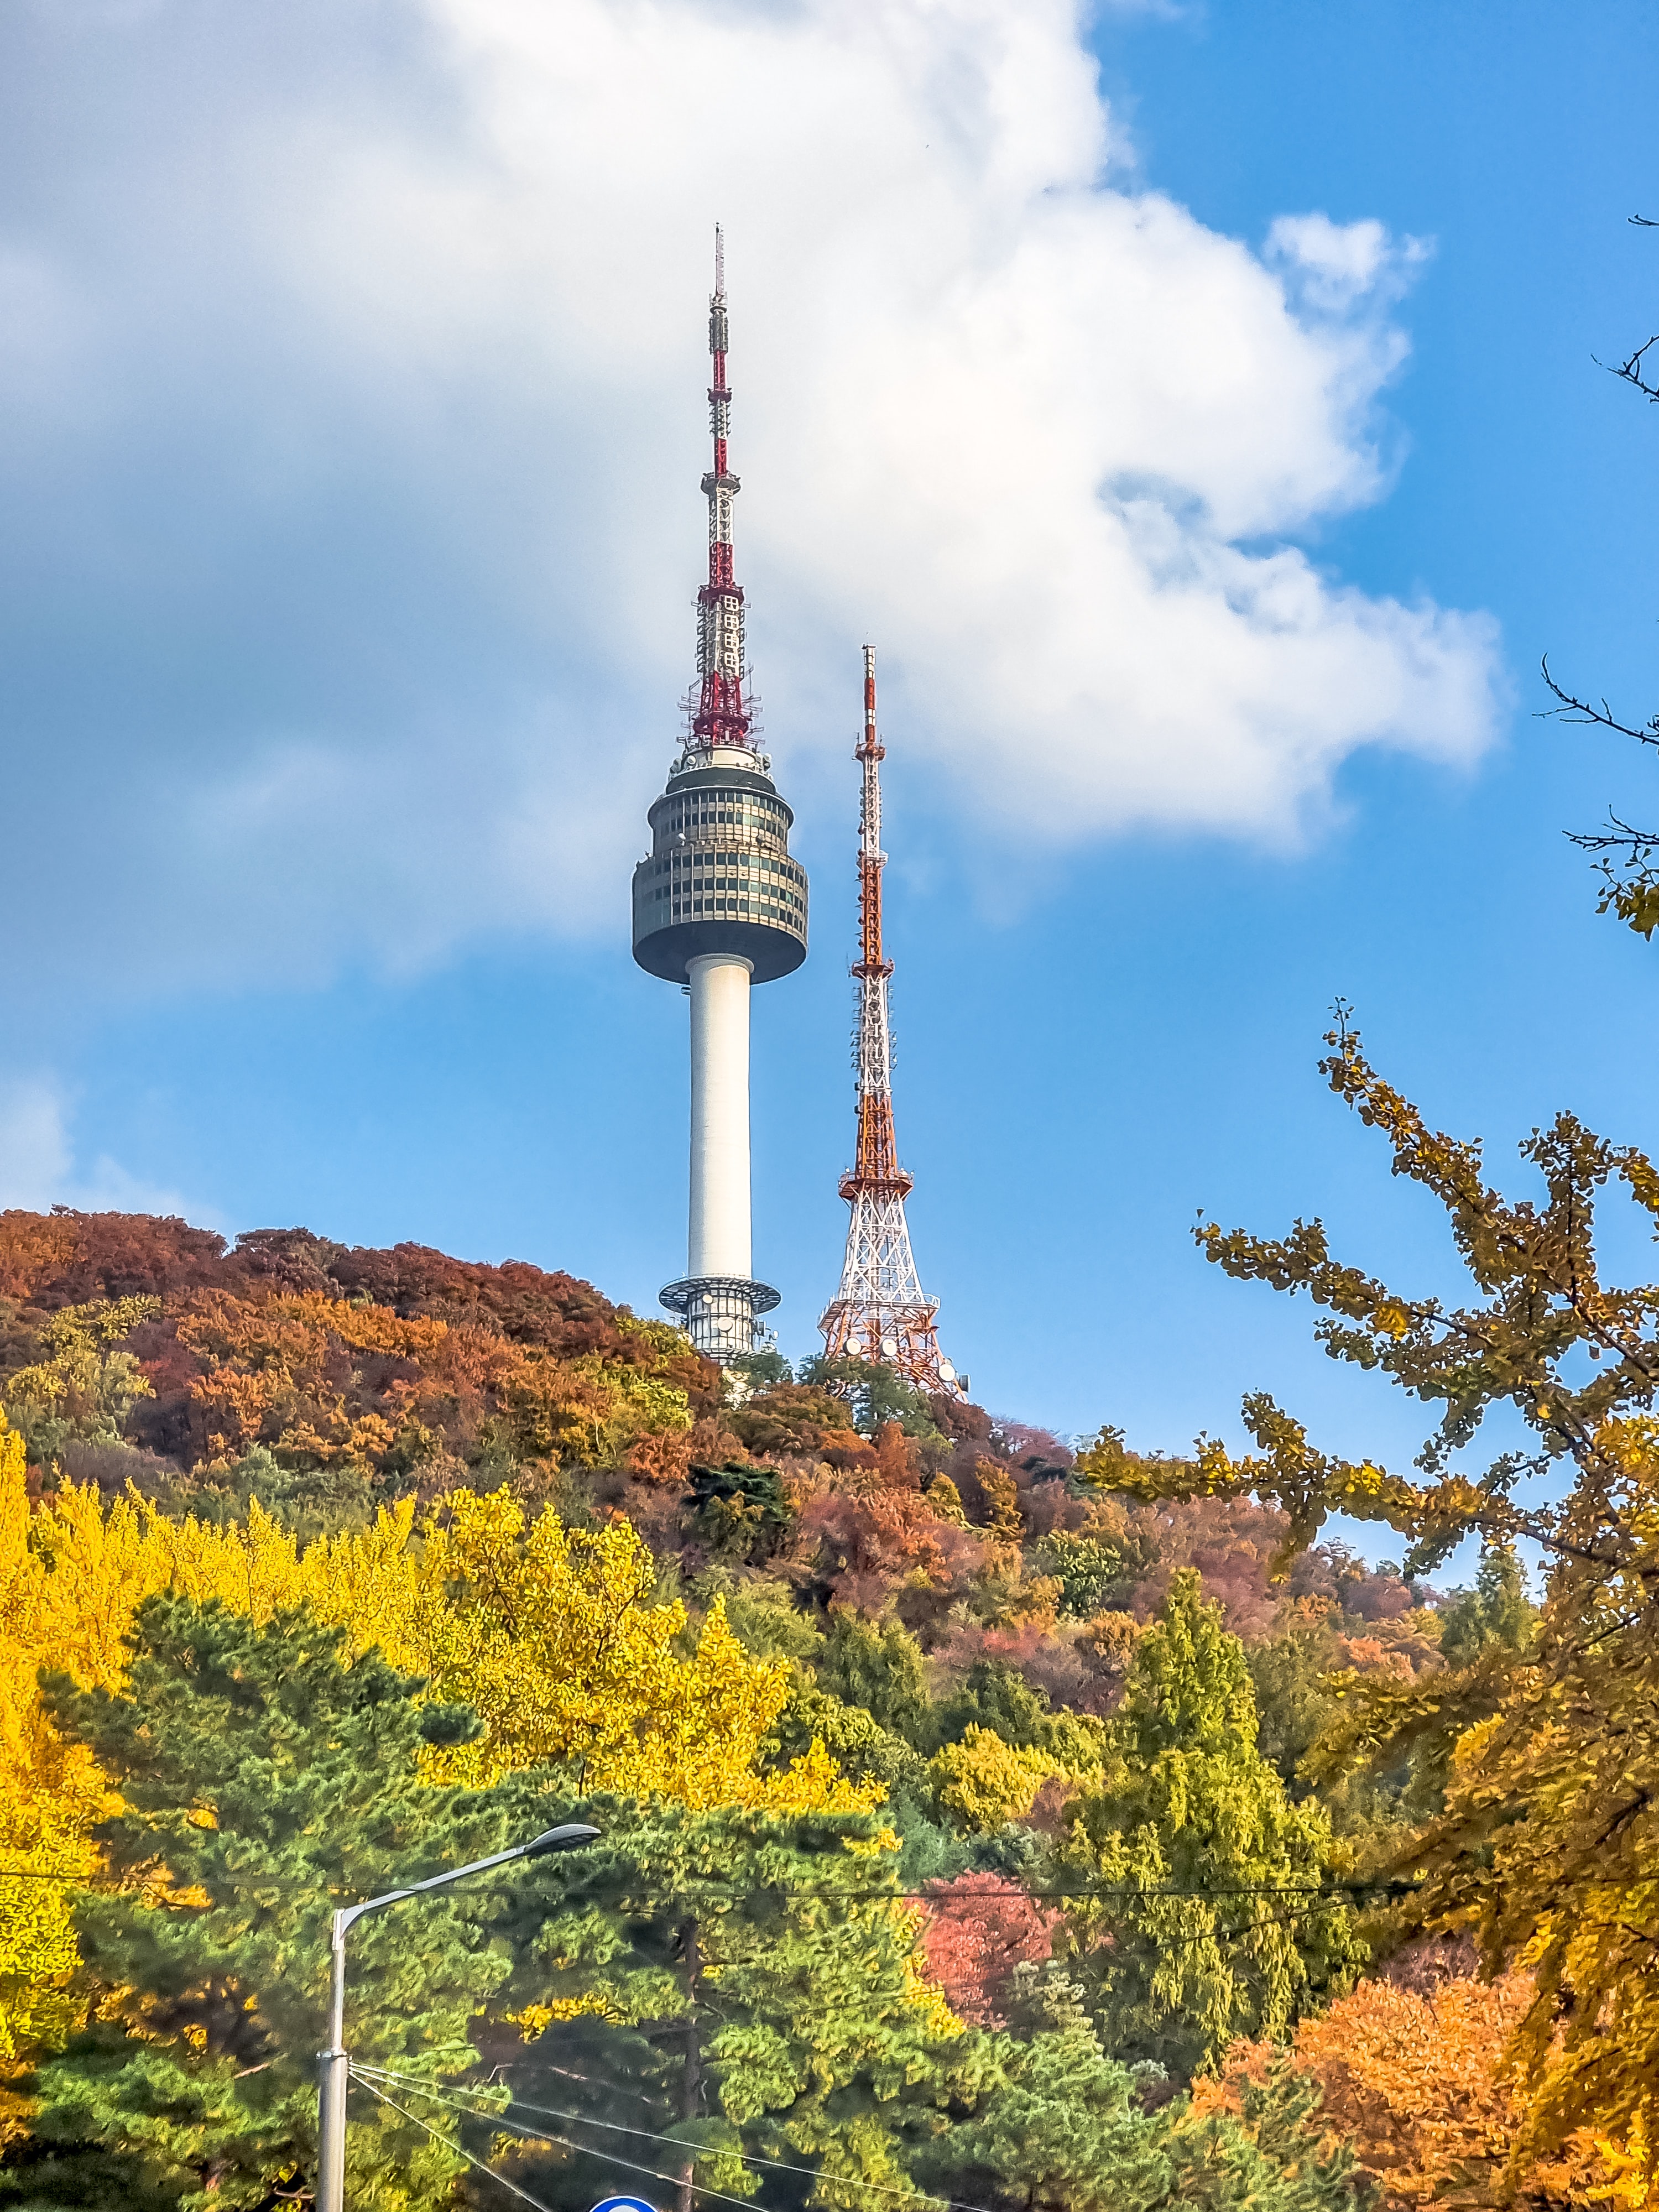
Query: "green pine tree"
936 1657 1106 1771
911 2015 1173 2212
1247 1615 1342 1796
815 1612 936 1750
1060 1572 1362 2078
1165 2059 1369 2211
2 1595 519 2212
795 1358 943 1440
910 1986 1366 2212
1247 1614 1410 1856
1437 1541 1537 1668
479 1788 985 2212
482 1808 1358 2212
765 1679 932 1803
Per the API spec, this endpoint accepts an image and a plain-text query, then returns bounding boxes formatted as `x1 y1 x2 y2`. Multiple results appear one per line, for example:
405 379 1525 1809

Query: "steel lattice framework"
818 650 965 1397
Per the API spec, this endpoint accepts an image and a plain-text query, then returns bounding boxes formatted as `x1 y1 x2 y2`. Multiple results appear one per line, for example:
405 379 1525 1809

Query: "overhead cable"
358 2065 985 2212
351 2070 567 2212
353 2067 785 2212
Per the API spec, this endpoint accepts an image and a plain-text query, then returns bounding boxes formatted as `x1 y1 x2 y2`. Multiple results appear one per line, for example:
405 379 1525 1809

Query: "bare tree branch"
1548 227 1659 936
1537 655 1659 747
1594 330 1659 401
1566 810 1659 859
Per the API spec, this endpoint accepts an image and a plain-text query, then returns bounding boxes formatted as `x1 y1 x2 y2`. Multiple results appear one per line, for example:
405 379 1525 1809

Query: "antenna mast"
819 650 964 1397
690 221 753 759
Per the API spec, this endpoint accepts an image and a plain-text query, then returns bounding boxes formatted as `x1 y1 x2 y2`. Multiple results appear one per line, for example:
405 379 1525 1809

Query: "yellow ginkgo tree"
0 1425 870 2100
0 1422 114 2114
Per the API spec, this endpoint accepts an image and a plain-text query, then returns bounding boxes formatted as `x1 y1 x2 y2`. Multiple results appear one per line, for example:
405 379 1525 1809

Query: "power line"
358 2066 1009 2212
902 1881 1415 1901
360 2065 988 2212
0 1868 1417 1902
413 1898 1355 2181
547 1880 1417 1905
1115 1898 1359 1958
351 2071 566 2212
353 2067 782 2212
348 1881 1377 2212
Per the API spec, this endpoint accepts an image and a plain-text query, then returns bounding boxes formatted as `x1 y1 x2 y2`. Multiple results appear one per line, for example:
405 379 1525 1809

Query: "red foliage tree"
917 1872 1057 2027
795 1423 986 1616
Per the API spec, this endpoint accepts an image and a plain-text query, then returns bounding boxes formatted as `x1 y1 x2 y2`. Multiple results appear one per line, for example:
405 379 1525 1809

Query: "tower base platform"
660 1274 780 1364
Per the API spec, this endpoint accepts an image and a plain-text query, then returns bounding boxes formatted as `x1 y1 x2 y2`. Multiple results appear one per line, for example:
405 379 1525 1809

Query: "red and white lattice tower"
818 650 966 1397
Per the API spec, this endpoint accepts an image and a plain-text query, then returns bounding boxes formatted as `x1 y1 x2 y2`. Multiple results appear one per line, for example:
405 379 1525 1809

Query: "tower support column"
687 952 753 1280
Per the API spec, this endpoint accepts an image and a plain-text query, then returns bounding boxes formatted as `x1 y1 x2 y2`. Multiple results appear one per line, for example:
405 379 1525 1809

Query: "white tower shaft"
687 953 753 1279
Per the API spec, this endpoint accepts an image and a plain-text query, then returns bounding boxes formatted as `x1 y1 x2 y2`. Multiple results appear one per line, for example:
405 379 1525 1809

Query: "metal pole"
316 1908 348 2212
312 1823 597 2211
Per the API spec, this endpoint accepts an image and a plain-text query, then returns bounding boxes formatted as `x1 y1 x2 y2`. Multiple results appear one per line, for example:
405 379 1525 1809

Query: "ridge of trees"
0 1190 1608 2208
13 427 1659 2178
5 216 1657 2212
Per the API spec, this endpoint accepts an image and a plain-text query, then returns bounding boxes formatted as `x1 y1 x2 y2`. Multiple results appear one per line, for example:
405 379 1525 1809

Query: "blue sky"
3 0 1658 1534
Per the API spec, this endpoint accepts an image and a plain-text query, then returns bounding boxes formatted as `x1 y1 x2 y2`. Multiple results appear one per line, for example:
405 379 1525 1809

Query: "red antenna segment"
692 223 753 756
819 650 964 1397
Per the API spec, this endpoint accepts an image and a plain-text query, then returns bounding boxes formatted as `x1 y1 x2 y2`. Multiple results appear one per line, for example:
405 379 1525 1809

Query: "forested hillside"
0 1161 1649 2210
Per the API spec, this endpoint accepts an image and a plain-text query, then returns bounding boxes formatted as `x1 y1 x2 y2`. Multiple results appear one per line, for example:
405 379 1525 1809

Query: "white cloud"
1267 211 1433 317
0 1078 210 1220
0 0 1501 998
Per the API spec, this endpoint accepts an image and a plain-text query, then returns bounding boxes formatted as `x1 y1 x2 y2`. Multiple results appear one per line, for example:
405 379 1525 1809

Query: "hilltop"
0 1203 1445 1750
0 1201 1600 2210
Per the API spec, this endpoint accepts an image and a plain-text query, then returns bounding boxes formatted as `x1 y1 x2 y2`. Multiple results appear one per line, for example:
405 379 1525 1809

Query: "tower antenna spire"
819 650 964 1397
690 221 751 759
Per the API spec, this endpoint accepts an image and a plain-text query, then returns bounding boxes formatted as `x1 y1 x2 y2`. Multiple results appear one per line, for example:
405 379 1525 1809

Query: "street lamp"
316 1822 601 2212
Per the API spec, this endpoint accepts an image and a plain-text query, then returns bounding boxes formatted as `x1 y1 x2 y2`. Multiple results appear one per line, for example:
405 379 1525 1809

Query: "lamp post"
316 1821 601 2212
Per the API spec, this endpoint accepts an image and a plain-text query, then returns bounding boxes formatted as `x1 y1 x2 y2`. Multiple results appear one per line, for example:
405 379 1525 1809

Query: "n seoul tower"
632 232 808 1362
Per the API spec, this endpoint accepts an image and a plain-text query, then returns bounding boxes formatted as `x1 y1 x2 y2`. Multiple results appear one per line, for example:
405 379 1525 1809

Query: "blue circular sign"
591 2199 658 2212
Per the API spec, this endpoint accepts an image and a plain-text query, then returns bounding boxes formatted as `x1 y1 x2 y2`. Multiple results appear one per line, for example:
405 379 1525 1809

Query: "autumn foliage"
917 1871 1057 2026
1208 1967 1618 2209
1 1190 1644 2208
0 1210 708 1487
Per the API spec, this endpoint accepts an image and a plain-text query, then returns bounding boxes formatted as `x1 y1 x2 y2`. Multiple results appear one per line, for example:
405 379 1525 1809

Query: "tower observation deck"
632 231 808 1363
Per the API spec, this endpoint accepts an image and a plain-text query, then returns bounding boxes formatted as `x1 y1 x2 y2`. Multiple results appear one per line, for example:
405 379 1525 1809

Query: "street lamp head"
524 1822 602 1858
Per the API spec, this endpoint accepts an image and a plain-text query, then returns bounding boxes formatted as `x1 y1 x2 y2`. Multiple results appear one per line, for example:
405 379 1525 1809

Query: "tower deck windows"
633 768 807 985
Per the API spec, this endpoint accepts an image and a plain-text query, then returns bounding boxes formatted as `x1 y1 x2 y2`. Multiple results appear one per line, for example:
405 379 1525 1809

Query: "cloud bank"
0 0 1501 1000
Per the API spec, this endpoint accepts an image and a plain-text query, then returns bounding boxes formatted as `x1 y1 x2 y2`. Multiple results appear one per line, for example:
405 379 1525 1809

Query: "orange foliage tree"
0 1212 715 1483
174 1287 694 1472
1209 1970 1611 2209
793 1420 987 1616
